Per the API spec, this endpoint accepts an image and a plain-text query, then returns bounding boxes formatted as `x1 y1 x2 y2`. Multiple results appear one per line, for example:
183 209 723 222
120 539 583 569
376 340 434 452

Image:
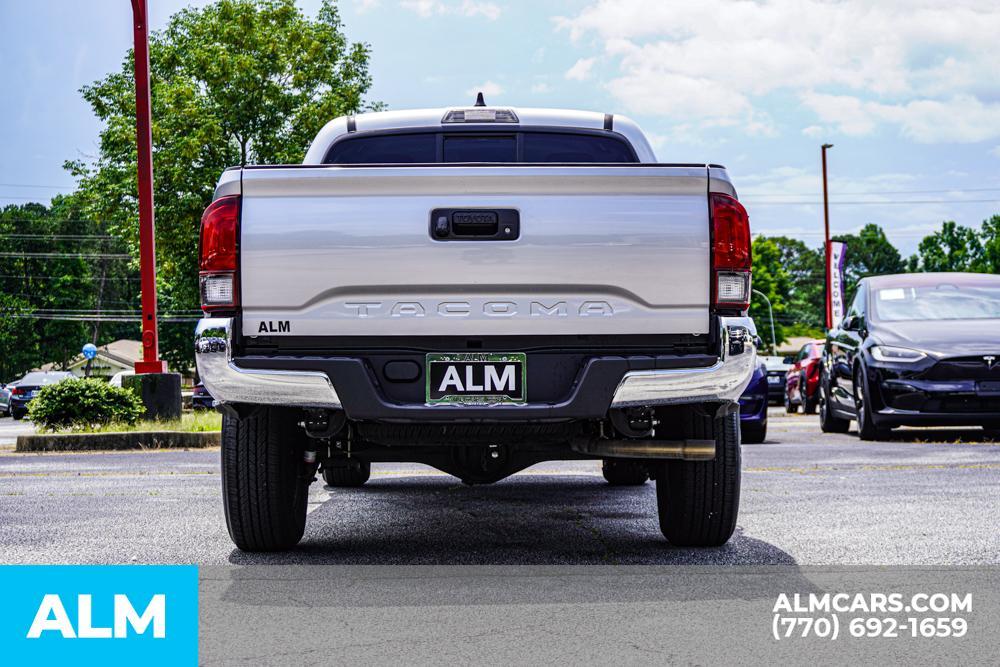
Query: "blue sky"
2 0 999 255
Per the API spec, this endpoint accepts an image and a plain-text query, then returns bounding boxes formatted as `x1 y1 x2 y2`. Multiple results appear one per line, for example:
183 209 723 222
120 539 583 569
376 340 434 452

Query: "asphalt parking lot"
2 408 998 566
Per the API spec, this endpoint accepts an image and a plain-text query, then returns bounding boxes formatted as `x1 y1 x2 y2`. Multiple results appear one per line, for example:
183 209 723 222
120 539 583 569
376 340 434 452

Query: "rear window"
326 133 435 163
325 131 637 164
443 135 516 162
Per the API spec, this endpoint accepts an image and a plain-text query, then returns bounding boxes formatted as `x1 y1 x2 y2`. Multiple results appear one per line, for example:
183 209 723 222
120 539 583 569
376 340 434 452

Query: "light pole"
821 143 833 330
752 289 777 356
127 0 181 421
131 0 166 375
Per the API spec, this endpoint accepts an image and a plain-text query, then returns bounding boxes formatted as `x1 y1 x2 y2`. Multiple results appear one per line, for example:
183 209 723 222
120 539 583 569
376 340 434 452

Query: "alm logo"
1 566 197 665
27 593 166 639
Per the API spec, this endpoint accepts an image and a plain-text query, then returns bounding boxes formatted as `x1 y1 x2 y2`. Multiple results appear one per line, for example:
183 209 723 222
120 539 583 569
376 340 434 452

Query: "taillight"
200 195 240 312
12 387 26 396
710 192 751 310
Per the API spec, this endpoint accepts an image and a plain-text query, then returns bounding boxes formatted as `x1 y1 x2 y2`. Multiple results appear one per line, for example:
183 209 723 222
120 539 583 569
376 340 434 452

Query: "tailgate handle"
452 211 498 235
430 208 519 241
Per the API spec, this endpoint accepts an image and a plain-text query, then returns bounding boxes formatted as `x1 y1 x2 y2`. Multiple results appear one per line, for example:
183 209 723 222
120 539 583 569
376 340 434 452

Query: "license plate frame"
977 380 1000 396
426 353 527 405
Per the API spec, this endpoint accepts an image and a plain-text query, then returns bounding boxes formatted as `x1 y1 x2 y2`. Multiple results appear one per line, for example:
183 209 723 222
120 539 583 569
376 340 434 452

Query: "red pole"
131 0 166 374
821 143 833 330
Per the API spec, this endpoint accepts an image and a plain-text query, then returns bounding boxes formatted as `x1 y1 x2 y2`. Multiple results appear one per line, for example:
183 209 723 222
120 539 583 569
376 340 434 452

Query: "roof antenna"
474 91 486 107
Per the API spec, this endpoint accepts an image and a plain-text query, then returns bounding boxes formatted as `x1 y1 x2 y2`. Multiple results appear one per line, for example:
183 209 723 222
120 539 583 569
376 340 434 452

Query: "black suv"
819 272 1000 440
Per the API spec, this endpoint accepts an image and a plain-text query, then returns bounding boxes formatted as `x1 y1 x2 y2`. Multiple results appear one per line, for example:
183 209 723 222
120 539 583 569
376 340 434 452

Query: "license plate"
978 380 1000 396
767 376 781 384
28 391 38 398
426 353 526 405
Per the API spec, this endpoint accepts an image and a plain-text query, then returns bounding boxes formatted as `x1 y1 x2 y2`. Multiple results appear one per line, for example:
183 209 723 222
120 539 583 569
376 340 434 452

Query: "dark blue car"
738 360 768 443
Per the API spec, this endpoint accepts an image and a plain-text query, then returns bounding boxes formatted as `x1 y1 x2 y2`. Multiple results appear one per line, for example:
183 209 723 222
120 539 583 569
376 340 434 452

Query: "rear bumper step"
195 316 756 419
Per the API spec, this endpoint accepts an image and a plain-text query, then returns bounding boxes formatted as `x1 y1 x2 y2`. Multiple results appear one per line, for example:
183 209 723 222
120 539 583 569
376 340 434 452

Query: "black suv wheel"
854 367 890 441
818 377 850 433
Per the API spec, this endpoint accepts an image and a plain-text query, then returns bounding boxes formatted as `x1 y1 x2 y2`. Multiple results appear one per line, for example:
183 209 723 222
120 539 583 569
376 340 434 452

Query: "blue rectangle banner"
0 565 198 666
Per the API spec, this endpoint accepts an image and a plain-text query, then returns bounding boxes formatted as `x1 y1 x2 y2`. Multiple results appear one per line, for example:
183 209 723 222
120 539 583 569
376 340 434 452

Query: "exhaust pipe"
572 438 715 461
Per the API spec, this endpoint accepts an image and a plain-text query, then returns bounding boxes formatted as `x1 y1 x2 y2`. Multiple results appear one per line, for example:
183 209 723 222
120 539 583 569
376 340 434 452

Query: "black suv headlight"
870 345 926 363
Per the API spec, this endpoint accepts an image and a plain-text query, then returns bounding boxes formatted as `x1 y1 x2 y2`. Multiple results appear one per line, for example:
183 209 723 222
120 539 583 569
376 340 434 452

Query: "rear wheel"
601 458 648 486
323 459 371 487
221 407 310 552
654 410 740 547
11 410 25 421
784 391 797 414
802 376 818 414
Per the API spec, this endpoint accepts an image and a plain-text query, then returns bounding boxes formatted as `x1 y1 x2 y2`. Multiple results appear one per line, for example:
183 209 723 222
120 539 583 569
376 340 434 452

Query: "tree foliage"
909 220 986 273
749 237 792 350
766 235 825 330
980 215 1000 274
832 223 907 297
0 200 136 382
70 0 380 370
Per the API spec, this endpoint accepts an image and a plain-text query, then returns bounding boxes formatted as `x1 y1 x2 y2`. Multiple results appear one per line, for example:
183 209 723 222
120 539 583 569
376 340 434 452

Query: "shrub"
28 378 144 431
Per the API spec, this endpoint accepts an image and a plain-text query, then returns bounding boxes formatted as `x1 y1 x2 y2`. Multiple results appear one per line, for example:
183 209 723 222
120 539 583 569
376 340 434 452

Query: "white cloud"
802 93 1000 143
530 82 550 94
353 0 380 12
465 81 503 98
801 126 825 138
557 0 1000 142
401 0 501 20
565 57 596 81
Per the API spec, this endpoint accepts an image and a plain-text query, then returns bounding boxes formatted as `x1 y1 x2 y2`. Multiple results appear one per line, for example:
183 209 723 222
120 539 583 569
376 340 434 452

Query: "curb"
15 431 221 452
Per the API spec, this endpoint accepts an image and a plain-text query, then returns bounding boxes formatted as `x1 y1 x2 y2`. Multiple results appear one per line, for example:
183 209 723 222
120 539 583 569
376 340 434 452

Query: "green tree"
911 221 985 272
767 235 825 330
833 223 906 296
0 200 137 381
979 215 1000 274
750 237 792 350
70 0 380 371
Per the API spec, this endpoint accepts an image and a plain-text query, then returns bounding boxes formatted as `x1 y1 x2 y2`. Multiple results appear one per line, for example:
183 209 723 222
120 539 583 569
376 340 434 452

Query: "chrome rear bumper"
609 317 756 407
195 318 342 409
195 316 755 412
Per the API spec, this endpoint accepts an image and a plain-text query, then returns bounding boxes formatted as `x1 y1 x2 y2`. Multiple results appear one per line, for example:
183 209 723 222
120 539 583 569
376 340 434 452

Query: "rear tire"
323 459 371 487
784 392 797 414
655 410 740 547
601 459 649 486
11 410 25 421
221 408 310 552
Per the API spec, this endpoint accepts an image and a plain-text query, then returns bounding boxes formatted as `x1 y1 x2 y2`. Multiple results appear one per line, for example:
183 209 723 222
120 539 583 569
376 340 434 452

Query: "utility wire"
0 274 141 281
0 234 117 240
0 252 132 259
745 199 1000 206
744 186 1000 197
0 183 77 190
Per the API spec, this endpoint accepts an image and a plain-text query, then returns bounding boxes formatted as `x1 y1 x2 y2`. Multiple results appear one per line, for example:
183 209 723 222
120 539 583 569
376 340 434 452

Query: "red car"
784 340 824 414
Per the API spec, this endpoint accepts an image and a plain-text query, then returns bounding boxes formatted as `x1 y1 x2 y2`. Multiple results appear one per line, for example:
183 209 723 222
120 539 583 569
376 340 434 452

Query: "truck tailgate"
238 165 711 338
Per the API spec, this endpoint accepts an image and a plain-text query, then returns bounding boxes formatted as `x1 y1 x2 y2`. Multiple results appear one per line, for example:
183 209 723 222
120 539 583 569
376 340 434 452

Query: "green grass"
51 410 222 434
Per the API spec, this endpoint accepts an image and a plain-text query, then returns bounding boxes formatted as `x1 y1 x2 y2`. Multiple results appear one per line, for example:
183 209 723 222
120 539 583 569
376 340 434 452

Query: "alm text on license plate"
426 353 526 405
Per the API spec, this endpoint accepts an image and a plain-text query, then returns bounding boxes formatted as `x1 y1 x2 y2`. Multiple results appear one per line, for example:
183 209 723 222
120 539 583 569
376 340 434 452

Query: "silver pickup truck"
195 103 757 552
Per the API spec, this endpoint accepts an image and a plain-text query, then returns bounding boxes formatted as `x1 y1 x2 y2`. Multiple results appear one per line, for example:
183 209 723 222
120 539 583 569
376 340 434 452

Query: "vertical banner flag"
828 241 847 325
